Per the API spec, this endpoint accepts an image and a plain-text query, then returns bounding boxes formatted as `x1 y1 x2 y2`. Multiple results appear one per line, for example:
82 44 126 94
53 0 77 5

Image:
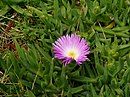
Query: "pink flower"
53 34 90 65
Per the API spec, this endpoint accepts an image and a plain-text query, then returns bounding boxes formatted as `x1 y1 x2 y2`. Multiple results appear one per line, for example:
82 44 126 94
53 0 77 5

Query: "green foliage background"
0 0 130 96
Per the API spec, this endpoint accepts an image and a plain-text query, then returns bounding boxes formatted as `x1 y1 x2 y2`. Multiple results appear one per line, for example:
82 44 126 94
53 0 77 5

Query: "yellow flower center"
66 49 79 59
68 51 76 58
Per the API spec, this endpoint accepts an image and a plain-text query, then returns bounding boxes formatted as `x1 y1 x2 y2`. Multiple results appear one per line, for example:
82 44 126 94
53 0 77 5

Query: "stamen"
66 49 78 59
68 51 76 59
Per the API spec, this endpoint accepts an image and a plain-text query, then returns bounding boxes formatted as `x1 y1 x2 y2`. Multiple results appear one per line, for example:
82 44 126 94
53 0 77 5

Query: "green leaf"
94 26 129 38
71 76 97 83
27 6 47 19
90 84 97 97
0 5 9 15
68 86 84 94
126 53 130 67
54 0 59 18
35 44 52 63
124 83 130 97
24 90 36 97
115 88 123 96
11 5 32 16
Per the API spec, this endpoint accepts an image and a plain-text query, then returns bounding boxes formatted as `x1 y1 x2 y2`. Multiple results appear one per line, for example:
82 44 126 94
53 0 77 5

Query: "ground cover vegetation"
0 0 130 97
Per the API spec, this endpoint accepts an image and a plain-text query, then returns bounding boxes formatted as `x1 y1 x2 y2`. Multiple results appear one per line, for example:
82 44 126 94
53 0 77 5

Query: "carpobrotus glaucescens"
53 34 90 65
